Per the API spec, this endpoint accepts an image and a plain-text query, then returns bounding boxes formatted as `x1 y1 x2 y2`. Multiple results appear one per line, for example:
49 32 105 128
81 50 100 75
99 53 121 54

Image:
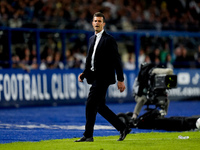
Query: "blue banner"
168 69 200 100
0 69 199 108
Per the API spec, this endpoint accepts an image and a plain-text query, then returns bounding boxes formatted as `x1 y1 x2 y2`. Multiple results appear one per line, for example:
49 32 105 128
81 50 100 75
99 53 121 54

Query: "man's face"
92 17 105 33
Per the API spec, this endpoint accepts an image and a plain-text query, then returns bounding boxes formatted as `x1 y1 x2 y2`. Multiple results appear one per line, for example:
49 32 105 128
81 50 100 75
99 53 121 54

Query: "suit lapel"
88 35 96 56
95 31 106 54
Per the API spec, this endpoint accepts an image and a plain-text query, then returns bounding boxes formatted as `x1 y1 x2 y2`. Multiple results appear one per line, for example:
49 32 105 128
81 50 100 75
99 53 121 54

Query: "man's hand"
78 73 84 82
117 81 126 92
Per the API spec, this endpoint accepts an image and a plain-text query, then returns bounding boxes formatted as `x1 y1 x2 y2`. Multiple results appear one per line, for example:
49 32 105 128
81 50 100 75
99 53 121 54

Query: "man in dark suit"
75 12 131 142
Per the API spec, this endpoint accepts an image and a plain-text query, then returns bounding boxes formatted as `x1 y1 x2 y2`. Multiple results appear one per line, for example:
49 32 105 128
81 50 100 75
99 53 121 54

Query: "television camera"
117 66 178 128
118 65 199 131
145 68 177 111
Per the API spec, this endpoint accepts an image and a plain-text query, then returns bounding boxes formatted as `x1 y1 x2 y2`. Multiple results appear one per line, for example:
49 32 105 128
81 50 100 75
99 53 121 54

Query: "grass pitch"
0 131 199 150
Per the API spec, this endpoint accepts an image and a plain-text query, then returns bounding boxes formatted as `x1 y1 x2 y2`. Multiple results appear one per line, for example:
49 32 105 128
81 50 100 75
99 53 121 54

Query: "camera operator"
130 62 170 125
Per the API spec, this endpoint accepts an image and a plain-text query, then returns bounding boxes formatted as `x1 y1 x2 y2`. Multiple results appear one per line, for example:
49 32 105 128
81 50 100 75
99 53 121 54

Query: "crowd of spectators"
1 0 200 70
1 0 200 31
138 39 200 69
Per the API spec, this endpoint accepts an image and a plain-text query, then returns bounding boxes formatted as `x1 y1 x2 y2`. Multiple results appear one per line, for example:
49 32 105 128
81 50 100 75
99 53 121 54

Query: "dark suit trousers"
83 80 126 138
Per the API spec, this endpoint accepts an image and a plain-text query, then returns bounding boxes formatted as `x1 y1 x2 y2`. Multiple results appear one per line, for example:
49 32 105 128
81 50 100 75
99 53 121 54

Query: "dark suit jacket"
83 31 124 85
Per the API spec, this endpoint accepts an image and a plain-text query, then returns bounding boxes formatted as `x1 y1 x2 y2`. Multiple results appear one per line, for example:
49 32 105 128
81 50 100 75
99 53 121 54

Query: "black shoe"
74 136 94 142
117 127 132 141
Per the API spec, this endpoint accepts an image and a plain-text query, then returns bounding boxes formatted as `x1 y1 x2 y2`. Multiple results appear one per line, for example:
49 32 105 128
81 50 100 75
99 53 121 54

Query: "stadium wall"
0 69 199 108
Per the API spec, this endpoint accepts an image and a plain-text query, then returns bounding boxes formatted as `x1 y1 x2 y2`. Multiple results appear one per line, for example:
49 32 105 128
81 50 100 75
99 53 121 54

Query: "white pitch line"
0 123 115 130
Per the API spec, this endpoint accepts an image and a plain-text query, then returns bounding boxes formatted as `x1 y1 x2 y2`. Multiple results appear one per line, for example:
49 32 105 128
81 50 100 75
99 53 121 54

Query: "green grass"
0 131 200 150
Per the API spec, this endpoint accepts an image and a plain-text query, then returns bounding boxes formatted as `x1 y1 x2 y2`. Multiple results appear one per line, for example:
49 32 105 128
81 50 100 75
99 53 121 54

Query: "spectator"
8 11 22 28
173 44 194 68
149 47 161 64
39 55 54 70
53 51 64 69
160 42 170 63
12 54 21 69
65 50 75 69
124 54 135 70
154 57 161 65
30 57 38 70
144 55 151 64
75 11 92 31
138 48 146 68
102 0 118 19
165 54 173 69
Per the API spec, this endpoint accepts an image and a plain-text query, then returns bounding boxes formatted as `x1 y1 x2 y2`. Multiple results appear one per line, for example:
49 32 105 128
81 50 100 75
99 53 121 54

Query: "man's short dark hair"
93 12 105 22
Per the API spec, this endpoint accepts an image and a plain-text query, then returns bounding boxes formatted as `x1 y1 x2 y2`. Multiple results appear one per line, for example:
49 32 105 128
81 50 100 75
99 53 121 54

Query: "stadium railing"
1 27 200 71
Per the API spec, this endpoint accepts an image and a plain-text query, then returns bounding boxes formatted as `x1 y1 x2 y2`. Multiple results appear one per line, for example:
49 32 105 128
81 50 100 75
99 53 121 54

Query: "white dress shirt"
91 29 104 71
